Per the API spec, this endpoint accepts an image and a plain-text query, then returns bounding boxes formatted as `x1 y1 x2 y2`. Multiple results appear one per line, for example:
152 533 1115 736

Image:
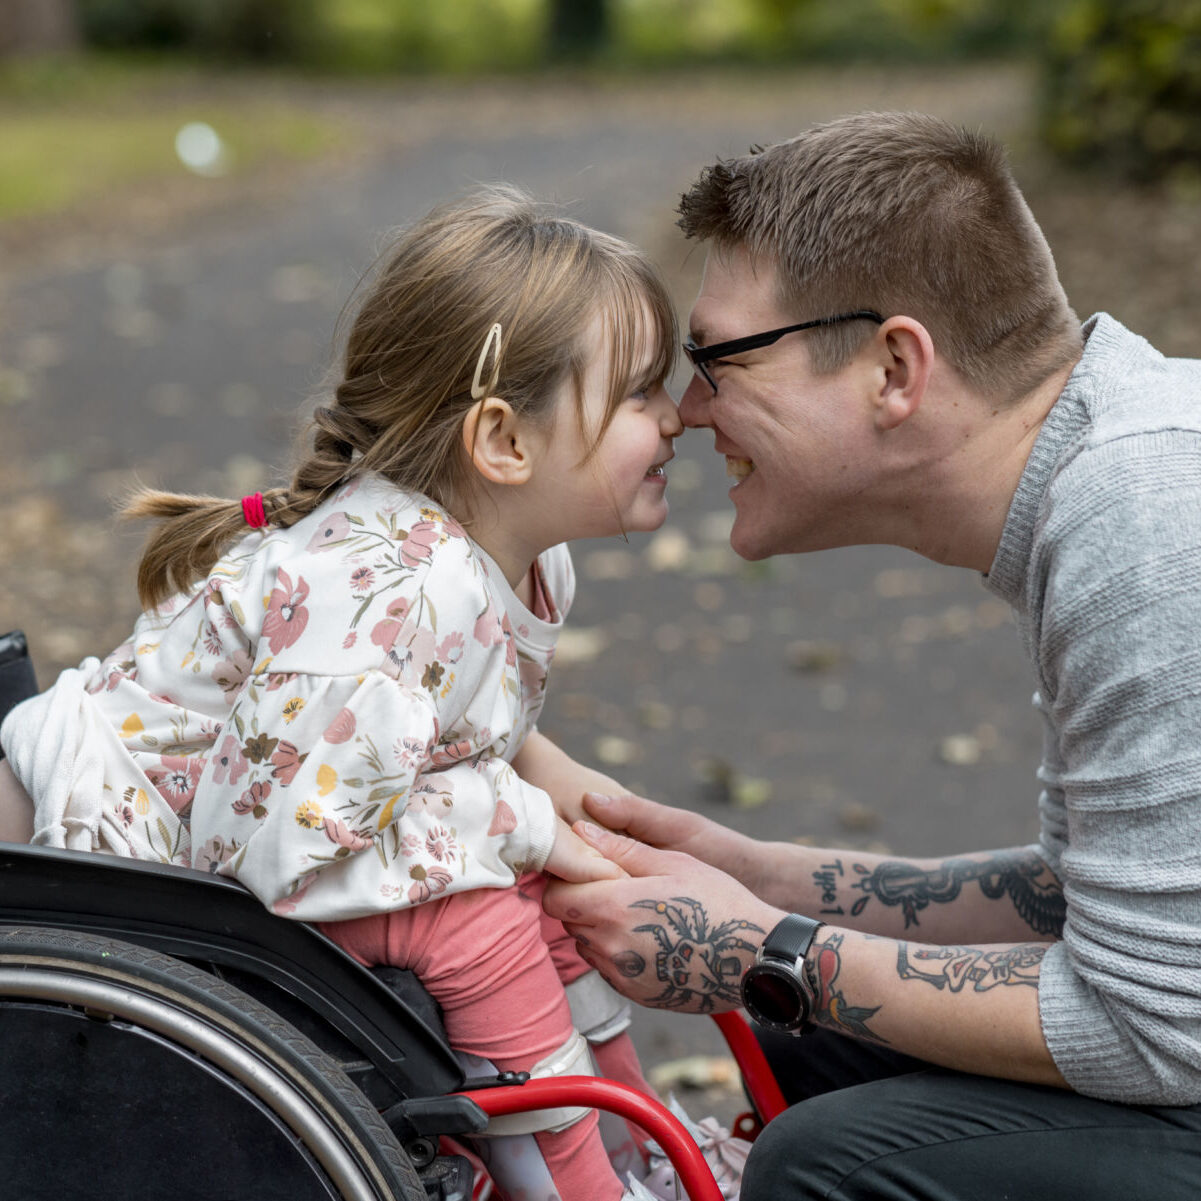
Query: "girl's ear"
462 397 539 485
873 317 933 432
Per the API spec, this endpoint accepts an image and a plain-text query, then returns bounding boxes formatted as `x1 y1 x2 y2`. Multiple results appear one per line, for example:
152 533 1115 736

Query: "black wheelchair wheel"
0 925 427 1201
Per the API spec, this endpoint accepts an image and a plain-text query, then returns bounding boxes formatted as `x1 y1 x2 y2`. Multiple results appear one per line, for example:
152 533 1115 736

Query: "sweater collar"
983 313 1133 607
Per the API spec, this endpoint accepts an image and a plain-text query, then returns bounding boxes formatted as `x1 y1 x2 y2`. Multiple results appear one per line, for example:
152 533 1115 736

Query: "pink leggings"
320 875 651 1200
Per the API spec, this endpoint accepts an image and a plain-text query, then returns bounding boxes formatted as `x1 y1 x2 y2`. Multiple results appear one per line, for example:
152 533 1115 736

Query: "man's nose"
678 373 714 428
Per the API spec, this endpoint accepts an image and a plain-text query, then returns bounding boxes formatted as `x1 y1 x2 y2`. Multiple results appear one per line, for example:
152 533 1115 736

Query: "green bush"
615 0 1044 66
1040 0 1201 182
78 0 319 61
72 0 1046 72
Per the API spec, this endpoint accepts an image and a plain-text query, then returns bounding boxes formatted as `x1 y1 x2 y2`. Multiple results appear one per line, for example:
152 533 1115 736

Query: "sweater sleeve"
1033 429 1201 1104
187 520 556 922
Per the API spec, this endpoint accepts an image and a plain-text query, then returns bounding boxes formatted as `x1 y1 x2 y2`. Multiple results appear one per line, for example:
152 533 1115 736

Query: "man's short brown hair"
678 111 1081 401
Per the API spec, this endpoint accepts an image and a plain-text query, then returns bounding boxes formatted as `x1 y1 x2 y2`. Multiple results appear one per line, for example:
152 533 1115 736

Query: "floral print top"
83 475 567 920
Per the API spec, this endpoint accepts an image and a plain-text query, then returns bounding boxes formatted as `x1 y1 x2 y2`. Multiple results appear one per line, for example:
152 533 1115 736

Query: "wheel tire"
0 924 426 1201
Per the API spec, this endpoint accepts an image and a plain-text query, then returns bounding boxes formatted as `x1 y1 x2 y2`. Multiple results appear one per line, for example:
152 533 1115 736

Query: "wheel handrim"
0 964 388 1201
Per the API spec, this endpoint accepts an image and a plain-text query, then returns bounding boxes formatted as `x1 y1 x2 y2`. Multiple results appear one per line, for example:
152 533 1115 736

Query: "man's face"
680 246 882 560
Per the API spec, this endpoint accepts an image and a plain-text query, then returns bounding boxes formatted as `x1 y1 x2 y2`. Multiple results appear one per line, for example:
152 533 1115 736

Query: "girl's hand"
543 816 629 883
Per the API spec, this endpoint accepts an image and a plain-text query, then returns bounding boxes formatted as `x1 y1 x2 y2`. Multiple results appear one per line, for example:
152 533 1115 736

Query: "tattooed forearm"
812 858 847 918
807 931 889 1044
897 942 1046 992
629 897 763 1012
835 849 1065 935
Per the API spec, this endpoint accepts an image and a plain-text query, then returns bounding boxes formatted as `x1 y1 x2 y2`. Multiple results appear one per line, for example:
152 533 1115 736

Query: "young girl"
0 188 746 1199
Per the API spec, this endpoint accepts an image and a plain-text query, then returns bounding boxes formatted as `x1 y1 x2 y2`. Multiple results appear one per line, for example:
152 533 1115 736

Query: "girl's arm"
511 730 625 828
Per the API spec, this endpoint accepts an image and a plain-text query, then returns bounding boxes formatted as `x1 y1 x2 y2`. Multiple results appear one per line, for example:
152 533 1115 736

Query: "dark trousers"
743 1027 1201 1200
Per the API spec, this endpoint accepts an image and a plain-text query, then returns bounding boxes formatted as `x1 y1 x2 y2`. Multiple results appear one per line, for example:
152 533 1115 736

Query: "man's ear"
873 317 933 432
462 397 538 485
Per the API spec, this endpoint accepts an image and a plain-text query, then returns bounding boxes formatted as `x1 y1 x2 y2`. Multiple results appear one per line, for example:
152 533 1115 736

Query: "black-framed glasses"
683 309 885 393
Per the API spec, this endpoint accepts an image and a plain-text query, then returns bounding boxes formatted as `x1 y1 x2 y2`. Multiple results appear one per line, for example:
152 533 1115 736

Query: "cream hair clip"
470 322 503 400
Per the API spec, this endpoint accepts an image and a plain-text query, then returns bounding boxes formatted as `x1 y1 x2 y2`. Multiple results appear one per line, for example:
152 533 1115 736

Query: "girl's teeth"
726 457 754 480
647 465 664 477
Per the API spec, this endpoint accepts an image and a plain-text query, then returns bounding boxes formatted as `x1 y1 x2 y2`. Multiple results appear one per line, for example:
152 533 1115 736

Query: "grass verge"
0 54 347 223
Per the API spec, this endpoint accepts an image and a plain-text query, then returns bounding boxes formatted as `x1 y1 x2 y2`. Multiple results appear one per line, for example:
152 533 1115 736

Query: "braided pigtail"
122 489 263 610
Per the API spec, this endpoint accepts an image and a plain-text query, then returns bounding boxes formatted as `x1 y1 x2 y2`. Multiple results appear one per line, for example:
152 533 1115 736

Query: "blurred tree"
1041 0 1201 182
548 0 609 59
0 0 81 56
77 0 315 61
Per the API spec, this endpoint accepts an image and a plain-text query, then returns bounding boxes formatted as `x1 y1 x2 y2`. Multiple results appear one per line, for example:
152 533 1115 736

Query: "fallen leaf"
838 802 880 832
594 735 639 766
697 510 735 544
582 548 637 580
939 734 982 766
637 700 674 730
554 627 608 665
648 1055 739 1093
786 640 844 672
732 776 772 809
644 528 691 572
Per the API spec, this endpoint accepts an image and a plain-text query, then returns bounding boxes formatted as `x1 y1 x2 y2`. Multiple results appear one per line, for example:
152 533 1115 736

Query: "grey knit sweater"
985 313 1201 1106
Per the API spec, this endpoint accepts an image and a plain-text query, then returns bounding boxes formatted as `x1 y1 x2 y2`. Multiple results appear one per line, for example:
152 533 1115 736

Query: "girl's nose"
658 388 684 437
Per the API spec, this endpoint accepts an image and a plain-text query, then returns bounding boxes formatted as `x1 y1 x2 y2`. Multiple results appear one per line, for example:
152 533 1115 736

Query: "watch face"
747 965 804 1027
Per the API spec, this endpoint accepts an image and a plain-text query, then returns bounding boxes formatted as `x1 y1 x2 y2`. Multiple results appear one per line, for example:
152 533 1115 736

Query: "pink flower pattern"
399 520 440 568
147 755 205 815
262 569 310 654
233 780 272 817
370 597 411 654
270 740 307 786
307 511 351 552
212 649 254 703
322 708 357 744
211 735 248 787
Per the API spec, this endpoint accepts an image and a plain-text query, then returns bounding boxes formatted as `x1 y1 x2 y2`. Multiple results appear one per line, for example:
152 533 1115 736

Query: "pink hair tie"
241 492 268 530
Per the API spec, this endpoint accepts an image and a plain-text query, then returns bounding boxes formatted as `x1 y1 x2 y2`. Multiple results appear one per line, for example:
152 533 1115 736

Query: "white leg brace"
458 1029 598 1136
566 968 633 1044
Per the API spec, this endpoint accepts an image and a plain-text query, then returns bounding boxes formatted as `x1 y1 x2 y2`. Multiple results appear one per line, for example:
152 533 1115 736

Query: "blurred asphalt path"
0 66 1046 1098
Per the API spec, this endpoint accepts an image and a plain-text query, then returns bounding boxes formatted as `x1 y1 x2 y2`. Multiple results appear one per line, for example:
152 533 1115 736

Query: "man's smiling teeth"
726 457 754 480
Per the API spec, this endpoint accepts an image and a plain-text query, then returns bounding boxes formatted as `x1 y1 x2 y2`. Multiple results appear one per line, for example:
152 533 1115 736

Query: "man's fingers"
572 819 681 877
582 791 676 844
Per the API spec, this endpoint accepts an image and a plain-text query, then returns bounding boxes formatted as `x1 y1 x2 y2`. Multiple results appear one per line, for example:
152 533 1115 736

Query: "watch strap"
763 913 824 965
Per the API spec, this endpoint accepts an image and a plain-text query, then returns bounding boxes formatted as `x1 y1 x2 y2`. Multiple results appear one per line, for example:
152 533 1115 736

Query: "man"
544 112 1201 1199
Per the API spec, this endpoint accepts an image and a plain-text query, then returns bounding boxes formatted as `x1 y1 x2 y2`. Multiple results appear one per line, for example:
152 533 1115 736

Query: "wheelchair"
0 634 785 1200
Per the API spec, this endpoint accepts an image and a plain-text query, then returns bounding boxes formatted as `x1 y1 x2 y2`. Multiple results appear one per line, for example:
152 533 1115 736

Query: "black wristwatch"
740 914 824 1032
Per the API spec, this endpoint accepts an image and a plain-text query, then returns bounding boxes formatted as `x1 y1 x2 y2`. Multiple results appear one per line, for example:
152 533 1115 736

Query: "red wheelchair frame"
457 1010 788 1200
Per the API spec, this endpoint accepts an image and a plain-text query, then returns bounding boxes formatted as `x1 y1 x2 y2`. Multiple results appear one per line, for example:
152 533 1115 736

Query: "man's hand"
542 816 628 883
543 821 785 1013
582 791 773 895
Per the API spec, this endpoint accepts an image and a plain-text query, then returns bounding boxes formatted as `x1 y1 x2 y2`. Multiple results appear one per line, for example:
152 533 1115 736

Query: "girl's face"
539 306 683 542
